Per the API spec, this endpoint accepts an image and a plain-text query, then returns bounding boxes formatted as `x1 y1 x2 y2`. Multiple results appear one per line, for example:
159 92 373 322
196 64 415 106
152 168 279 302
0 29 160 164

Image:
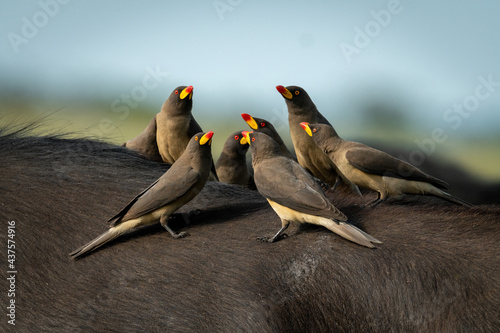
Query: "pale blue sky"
1 0 500 134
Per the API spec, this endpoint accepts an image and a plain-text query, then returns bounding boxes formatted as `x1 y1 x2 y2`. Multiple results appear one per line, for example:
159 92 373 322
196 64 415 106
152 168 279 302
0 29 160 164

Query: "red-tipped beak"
276 85 286 94
300 122 313 136
241 113 252 122
276 85 293 99
241 113 258 130
199 131 213 145
242 130 253 145
180 85 193 100
204 131 213 140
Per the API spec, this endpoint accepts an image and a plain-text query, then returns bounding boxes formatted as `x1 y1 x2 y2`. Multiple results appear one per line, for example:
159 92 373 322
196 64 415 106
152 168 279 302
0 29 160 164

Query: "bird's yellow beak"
300 122 312 137
240 135 248 145
276 85 293 99
199 131 213 145
180 85 193 100
242 131 252 145
241 113 258 130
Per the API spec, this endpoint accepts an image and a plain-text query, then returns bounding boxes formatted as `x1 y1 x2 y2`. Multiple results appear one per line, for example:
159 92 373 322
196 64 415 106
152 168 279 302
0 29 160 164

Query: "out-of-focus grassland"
1 101 499 182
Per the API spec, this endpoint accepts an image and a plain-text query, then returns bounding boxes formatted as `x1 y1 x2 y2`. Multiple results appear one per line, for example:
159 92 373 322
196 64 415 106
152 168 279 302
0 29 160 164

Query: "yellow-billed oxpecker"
122 116 163 162
215 130 254 187
241 113 294 159
301 122 473 207
243 130 381 247
276 85 359 194
70 131 215 259
126 85 217 179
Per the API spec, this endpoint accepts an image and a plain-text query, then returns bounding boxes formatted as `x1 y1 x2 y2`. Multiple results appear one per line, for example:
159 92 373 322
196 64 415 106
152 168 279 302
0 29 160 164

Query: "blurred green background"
1 0 499 182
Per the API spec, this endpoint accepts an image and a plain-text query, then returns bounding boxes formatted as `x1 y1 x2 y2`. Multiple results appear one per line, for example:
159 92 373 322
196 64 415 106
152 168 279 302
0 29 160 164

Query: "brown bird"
276 85 359 194
122 116 163 162
241 113 294 159
243 130 381 247
156 86 195 162
301 122 473 207
155 85 218 180
215 130 254 187
70 131 215 259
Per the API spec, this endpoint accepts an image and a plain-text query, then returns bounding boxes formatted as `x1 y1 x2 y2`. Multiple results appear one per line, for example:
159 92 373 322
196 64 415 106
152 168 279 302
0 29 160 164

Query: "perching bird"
215 130 254 187
276 85 359 194
243 130 381 247
301 122 473 207
241 113 294 159
122 116 163 162
155 85 218 180
70 131 215 259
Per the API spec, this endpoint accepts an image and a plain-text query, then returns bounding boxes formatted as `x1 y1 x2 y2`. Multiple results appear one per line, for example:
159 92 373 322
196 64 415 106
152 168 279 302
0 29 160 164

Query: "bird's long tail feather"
69 228 123 259
322 220 381 248
433 190 474 208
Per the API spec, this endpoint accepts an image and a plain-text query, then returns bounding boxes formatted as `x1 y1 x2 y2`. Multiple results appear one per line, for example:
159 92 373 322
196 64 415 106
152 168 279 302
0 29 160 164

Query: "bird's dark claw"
257 236 272 242
257 233 288 243
365 198 384 208
171 231 189 239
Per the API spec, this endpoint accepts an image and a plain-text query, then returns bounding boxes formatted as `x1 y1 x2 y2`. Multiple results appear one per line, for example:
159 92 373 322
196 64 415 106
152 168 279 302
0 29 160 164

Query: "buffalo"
0 127 499 332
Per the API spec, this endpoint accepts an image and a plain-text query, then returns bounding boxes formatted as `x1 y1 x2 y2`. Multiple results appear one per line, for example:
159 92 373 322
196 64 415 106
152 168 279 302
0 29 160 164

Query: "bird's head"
194 131 213 146
162 85 194 114
242 131 282 163
241 113 280 138
276 85 315 110
184 131 214 174
300 122 336 149
223 130 250 156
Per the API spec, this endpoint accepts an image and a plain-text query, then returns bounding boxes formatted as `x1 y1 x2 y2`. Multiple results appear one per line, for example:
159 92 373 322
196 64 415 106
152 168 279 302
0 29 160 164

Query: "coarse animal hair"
0 126 499 332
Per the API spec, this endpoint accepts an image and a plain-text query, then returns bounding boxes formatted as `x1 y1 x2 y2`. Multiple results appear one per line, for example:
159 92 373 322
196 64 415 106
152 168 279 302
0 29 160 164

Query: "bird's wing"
209 161 219 181
108 166 200 225
345 147 448 189
255 158 346 220
187 117 218 180
107 178 161 225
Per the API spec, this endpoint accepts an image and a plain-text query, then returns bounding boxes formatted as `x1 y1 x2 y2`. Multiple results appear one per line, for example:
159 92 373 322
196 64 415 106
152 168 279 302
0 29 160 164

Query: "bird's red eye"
175 90 179 95
313 128 317 132
295 90 300 95
234 135 239 140
195 136 198 140
260 122 266 127
252 137 255 142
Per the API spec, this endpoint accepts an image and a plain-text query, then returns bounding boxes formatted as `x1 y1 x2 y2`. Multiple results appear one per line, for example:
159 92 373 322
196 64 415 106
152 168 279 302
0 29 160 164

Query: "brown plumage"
241 113 294 159
155 85 218 180
122 116 163 162
276 85 359 194
215 130 254 187
301 122 473 207
244 131 381 247
70 131 215 259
